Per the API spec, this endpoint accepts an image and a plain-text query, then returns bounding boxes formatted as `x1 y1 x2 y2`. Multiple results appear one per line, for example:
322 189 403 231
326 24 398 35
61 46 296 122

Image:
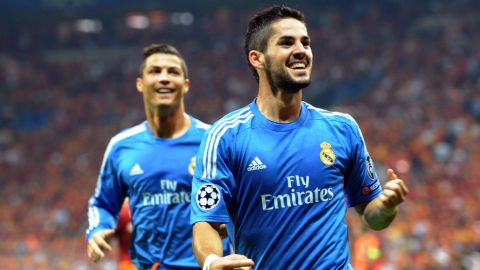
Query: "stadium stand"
0 1 479 269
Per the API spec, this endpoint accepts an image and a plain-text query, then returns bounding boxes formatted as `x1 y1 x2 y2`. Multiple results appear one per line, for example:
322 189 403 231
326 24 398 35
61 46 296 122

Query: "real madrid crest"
320 142 336 166
188 156 196 176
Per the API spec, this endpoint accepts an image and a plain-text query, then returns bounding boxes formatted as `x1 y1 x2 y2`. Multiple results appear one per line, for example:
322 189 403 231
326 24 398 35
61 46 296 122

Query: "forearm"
356 170 408 230
360 196 398 230
192 222 224 267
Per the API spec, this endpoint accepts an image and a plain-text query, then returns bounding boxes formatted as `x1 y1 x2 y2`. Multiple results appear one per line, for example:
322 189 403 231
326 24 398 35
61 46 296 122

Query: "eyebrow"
146 65 181 70
276 35 310 43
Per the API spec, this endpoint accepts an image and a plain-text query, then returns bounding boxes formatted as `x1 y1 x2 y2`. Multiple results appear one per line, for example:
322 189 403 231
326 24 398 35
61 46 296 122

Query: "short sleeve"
190 128 235 225
343 118 382 207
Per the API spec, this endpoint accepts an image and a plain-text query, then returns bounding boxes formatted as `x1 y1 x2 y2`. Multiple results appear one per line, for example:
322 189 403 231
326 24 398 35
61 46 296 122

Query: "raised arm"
355 169 409 230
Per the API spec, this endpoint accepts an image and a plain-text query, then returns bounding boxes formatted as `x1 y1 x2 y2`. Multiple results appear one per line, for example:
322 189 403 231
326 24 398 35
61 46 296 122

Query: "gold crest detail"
188 156 196 176
320 142 336 166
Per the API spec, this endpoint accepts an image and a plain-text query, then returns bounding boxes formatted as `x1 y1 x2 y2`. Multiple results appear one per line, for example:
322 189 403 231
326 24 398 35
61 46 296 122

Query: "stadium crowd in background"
0 1 479 269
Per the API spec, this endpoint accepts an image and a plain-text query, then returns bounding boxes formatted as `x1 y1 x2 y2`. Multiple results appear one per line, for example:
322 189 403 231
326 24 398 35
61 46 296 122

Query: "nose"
292 41 307 58
157 71 171 84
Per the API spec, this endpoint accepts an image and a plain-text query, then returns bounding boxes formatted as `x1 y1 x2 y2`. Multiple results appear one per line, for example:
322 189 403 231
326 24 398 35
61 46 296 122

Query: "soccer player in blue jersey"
190 5 409 270
85 43 212 270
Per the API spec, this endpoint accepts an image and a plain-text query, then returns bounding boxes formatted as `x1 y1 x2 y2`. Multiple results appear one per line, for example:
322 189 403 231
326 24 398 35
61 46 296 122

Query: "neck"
145 104 190 138
257 82 302 123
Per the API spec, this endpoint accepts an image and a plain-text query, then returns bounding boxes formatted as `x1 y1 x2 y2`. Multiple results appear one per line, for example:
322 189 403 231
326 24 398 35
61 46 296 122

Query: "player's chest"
116 144 197 191
233 129 350 192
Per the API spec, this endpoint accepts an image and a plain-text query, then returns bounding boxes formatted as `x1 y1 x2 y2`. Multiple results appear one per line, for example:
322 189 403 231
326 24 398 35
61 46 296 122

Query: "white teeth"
156 88 173 93
290 63 306 69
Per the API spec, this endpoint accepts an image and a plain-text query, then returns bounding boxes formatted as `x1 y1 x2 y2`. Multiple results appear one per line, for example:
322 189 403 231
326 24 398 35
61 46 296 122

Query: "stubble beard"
265 58 311 94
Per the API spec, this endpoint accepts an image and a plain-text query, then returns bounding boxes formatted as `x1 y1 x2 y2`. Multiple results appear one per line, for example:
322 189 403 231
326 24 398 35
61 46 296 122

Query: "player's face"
136 53 189 112
264 18 312 93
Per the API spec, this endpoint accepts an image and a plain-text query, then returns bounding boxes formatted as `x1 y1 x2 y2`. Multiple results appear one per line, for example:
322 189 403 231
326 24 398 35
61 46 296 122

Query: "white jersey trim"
94 122 146 197
88 122 146 234
195 119 211 130
202 108 253 179
86 198 100 234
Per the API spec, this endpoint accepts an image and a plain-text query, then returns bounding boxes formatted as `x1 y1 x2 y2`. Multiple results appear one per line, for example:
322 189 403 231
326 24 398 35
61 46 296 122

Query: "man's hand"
87 229 115 263
356 168 409 230
209 254 254 270
378 169 409 210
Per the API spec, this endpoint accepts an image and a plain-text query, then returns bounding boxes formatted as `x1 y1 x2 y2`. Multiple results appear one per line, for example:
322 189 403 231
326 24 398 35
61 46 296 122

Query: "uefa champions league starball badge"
196 184 221 210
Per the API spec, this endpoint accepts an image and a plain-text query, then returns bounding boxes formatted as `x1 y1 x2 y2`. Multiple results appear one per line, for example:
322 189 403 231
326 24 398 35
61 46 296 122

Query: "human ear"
136 77 144 93
183 79 190 94
248 50 264 70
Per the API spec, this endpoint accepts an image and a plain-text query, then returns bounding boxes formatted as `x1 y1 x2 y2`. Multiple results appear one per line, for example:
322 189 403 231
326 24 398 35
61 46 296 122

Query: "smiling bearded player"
190 5 408 270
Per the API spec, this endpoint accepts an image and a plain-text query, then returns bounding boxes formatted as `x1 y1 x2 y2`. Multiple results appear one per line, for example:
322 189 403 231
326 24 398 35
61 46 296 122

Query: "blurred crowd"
0 1 479 269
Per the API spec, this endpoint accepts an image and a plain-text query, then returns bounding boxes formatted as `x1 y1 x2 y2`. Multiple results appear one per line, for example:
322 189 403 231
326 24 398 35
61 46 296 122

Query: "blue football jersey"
191 100 382 269
87 117 209 270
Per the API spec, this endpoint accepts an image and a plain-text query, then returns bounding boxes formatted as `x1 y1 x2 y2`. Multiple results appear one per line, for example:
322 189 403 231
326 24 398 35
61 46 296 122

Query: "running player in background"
86 43 211 270
190 5 408 270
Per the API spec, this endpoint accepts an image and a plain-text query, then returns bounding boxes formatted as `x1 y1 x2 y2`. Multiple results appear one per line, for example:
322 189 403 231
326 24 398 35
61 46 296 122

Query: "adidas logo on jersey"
247 157 267 171
129 163 144 176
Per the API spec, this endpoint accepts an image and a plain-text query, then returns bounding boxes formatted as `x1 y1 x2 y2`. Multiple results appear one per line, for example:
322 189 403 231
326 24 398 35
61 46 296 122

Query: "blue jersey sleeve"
86 139 127 240
343 117 382 207
190 126 235 225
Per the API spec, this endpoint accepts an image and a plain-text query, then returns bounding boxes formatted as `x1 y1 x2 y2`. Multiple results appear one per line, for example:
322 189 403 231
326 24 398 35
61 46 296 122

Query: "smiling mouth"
287 60 309 70
155 88 174 94
289 63 306 69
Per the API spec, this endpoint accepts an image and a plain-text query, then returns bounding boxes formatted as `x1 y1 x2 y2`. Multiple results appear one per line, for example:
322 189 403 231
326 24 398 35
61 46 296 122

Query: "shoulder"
189 116 212 142
206 105 254 139
99 122 147 163
108 121 147 148
304 102 359 128
190 116 211 131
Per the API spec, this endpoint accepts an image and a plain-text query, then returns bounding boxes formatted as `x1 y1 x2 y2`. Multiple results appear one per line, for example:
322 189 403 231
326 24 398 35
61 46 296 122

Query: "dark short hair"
139 43 189 79
244 5 306 82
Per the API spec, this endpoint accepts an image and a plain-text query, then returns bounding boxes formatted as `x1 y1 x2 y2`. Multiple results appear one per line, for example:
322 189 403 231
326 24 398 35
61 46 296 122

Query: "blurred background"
1 0 479 269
